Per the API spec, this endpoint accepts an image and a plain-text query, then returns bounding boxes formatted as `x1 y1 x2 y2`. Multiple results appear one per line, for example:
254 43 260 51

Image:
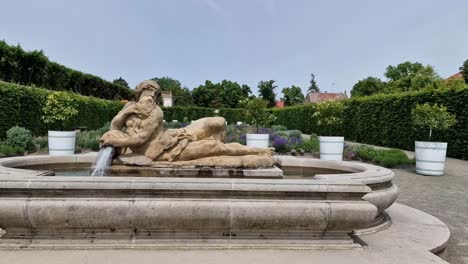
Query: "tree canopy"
192 80 249 108
308 73 319 93
281 85 304 106
384 61 441 92
112 77 129 88
460 59 468 83
351 77 385 97
151 76 193 106
258 80 277 108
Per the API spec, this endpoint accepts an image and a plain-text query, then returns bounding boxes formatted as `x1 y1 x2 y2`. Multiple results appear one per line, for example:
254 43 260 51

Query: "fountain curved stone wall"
0 154 398 248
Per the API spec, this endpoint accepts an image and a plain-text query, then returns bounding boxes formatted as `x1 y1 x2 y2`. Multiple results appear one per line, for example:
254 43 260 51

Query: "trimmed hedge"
0 40 133 100
0 81 247 137
0 81 124 137
271 87 468 160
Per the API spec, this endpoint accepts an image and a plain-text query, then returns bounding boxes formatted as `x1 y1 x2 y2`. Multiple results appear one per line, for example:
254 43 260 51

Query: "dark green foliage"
299 135 320 153
192 80 249 108
76 122 110 151
351 77 385 97
308 73 319 93
281 85 304 106
0 40 133 100
384 61 441 93
258 80 277 107
162 106 215 122
32 136 48 151
353 145 414 168
0 142 24 157
113 77 129 88
271 86 468 159
373 149 414 168
460 59 468 83
151 77 193 106
219 108 245 124
0 81 124 138
5 126 34 151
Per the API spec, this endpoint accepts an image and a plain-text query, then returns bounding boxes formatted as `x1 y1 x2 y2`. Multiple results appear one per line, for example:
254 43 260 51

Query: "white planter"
319 136 344 161
246 134 269 148
236 122 243 125
415 141 447 176
48 131 76 156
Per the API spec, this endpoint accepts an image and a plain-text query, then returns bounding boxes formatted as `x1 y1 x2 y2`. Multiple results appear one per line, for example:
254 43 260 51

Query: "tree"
459 59 468 83
351 77 385 97
384 61 441 92
192 80 223 108
281 85 304 106
241 84 252 97
112 77 129 88
411 103 457 141
151 76 193 106
244 98 276 133
308 73 319 93
192 80 249 108
258 80 277 108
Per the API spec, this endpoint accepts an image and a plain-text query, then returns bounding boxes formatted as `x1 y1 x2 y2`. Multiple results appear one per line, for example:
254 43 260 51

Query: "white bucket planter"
48 131 76 156
415 141 447 176
319 136 344 161
246 134 269 148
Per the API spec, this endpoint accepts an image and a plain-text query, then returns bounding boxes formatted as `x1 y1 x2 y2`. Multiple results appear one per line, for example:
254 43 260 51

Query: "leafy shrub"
244 98 276 133
300 135 320 153
287 129 302 139
411 103 457 141
271 135 290 153
373 149 414 168
353 145 413 167
271 125 287 131
0 141 24 156
42 92 79 130
312 100 345 136
5 126 34 151
76 123 110 151
32 136 48 151
353 145 378 161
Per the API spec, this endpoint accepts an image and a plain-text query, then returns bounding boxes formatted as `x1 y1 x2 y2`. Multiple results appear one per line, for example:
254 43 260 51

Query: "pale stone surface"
0 204 450 264
99 80 274 168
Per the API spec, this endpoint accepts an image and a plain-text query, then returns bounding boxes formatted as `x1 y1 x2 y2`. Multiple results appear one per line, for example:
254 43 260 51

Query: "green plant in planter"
411 103 456 141
312 100 344 136
244 98 276 133
42 92 79 130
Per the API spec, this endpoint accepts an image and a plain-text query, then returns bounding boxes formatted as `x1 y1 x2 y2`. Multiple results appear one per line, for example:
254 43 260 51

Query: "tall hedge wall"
0 81 124 137
161 107 245 124
271 87 468 160
0 40 133 100
0 81 246 138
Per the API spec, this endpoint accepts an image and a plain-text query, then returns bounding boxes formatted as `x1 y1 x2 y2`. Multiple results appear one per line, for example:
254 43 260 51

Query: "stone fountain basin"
0 154 397 246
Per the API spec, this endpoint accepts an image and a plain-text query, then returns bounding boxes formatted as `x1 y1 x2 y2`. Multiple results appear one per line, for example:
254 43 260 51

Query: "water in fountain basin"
91 147 115 176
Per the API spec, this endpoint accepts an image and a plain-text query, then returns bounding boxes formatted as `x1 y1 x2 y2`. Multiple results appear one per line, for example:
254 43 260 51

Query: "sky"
1 0 467 97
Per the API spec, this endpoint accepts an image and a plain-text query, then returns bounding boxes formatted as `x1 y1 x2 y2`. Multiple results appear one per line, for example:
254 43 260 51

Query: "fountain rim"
0 153 394 185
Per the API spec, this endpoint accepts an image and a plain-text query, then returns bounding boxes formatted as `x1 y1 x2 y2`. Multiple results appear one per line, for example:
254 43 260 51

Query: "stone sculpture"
100 80 274 168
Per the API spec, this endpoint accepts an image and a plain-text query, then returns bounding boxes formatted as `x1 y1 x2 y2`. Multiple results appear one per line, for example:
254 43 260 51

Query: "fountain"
91 147 115 176
0 80 450 263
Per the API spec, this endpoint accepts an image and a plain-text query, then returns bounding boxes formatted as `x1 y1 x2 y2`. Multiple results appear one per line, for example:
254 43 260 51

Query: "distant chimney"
162 91 173 107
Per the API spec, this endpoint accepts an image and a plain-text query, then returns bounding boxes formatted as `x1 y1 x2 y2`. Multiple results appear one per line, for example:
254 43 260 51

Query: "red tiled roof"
275 101 285 108
446 72 463 80
305 92 348 104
